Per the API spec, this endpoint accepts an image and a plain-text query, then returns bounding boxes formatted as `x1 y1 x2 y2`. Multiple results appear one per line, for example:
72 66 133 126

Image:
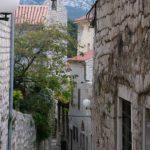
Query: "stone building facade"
68 54 93 150
0 17 11 150
15 0 67 26
44 0 67 25
68 15 94 150
92 0 150 150
74 16 95 54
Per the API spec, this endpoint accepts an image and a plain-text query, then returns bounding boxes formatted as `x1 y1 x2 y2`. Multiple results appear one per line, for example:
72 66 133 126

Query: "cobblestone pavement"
51 139 60 150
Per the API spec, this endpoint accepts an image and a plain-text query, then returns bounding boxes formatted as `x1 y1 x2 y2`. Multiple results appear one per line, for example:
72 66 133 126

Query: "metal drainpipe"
8 13 14 150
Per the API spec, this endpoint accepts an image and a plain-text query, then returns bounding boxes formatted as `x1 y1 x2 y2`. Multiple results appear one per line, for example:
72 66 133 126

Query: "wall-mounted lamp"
51 0 57 10
0 0 20 21
83 99 91 110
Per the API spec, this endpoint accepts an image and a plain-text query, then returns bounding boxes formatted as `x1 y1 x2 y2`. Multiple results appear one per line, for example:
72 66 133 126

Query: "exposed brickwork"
93 0 150 150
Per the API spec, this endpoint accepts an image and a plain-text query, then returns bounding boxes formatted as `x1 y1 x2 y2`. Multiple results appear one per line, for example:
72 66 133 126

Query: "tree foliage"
20 88 54 141
13 90 23 110
14 23 75 142
67 20 77 57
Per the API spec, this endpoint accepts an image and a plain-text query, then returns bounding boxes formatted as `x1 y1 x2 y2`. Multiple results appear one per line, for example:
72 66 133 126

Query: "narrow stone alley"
0 0 150 150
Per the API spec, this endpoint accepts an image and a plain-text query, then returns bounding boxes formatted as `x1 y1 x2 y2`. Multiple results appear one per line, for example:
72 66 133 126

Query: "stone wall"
12 111 36 150
44 0 67 25
0 19 11 150
93 0 150 150
0 18 36 150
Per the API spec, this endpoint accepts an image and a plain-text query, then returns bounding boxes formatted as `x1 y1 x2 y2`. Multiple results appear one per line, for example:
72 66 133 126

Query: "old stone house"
44 0 67 25
15 0 67 25
68 15 94 150
75 16 95 54
68 50 93 150
90 0 150 150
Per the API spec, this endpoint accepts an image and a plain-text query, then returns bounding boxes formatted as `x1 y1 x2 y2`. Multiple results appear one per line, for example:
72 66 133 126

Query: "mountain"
20 0 87 20
20 0 44 4
66 6 87 20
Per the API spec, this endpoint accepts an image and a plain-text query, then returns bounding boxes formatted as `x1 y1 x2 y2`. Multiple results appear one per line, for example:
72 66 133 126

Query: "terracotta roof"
15 5 48 25
69 50 94 62
74 15 92 24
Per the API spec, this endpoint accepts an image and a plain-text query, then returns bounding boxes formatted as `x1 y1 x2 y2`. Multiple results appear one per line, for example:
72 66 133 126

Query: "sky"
64 0 95 9
20 0 95 10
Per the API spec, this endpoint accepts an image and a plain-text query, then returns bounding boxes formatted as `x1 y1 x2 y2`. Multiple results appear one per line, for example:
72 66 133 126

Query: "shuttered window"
145 108 150 150
78 89 81 109
122 100 132 150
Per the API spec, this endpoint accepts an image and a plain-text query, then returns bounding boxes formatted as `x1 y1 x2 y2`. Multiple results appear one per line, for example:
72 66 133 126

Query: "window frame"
144 107 150 150
78 88 81 110
122 99 132 150
51 0 57 10
117 97 132 150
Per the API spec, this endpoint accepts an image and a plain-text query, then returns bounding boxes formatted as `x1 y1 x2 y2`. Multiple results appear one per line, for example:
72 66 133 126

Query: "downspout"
8 13 14 150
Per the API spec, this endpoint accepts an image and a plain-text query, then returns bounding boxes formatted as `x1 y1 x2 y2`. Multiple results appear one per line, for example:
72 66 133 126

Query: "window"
80 121 85 150
58 104 60 131
88 26 90 32
122 99 132 150
87 43 90 50
80 133 85 150
84 64 86 81
145 108 150 150
71 90 74 106
86 136 88 150
78 89 81 109
76 128 78 142
73 126 76 141
81 121 85 131
51 0 57 10
70 129 73 150
73 126 78 142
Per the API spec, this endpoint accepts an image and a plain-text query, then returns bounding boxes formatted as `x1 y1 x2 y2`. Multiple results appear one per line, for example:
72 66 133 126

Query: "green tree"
20 88 54 141
13 90 23 110
14 24 75 142
67 20 77 57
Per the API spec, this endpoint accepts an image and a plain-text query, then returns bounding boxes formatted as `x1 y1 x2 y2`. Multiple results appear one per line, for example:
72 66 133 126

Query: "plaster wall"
69 62 93 150
77 22 94 54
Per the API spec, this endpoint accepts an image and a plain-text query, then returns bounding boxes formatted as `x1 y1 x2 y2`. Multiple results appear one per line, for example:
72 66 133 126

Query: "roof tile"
69 50 94 62
15 5 48 25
